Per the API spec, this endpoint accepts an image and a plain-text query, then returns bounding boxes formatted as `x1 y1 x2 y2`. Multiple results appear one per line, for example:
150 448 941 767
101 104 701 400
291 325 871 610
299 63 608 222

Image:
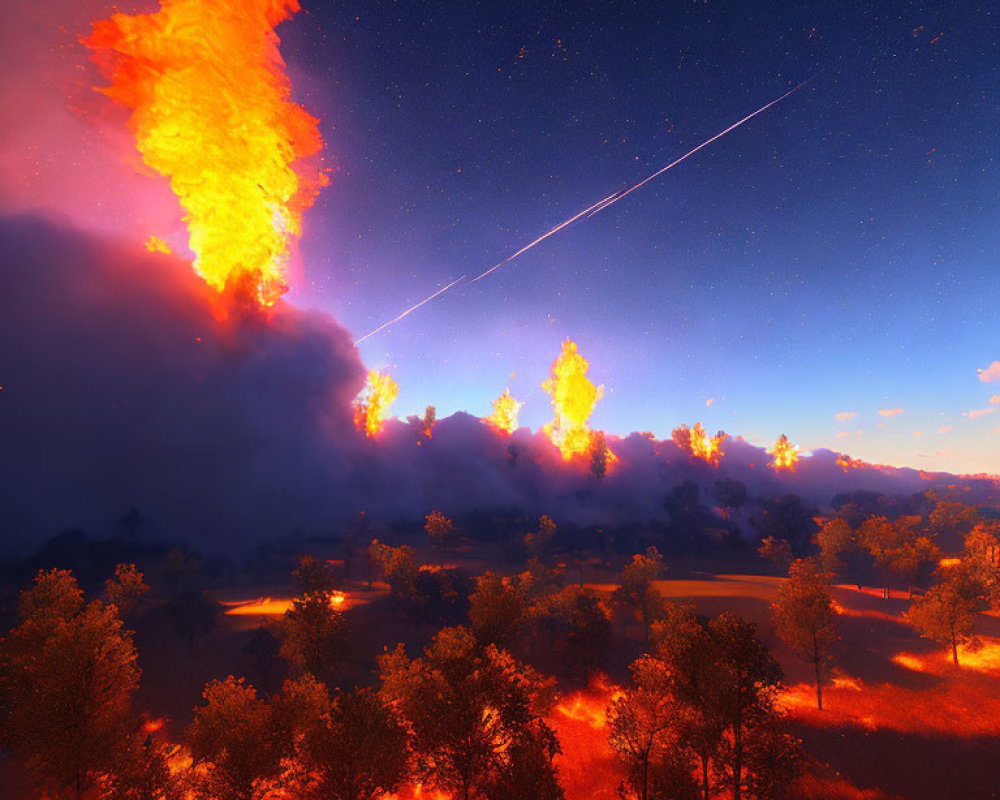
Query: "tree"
928 501 980 543
297 686 410 800
707 614 790 800
750 496 817 557
0 569 140 800
370 540 420 612
715 479 747 525
812 518 859 582
907 566 989 666
652 608 794 800
561 591 613 681
469 571 528 648
162 549 216 647
103 730 179 800
857 515 899 599
893 534 941 599
186 676 284 800
613 547 665 643
589 430 610 478
771 559 838 710
293 554 340 597
757 537 792 573
105 562 151 619
379 626 561 800
525 515 557 561
425 510 454 566
607 654 699 800
280 594 351 685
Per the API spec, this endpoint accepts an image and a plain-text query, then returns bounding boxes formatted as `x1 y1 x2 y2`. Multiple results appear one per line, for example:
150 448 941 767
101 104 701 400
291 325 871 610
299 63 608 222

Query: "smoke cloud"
1 214 958 558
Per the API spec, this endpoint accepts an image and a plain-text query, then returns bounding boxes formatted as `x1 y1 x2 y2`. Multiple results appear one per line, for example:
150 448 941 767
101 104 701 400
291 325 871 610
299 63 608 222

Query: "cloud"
917 451 965 460
978 361 1000 383
991 395 1000 405
965 408 997 420
912 432 925 438
834 411 858 421
836 431 851 439
706 397 714 407
879 408 904 418
938 424 953 434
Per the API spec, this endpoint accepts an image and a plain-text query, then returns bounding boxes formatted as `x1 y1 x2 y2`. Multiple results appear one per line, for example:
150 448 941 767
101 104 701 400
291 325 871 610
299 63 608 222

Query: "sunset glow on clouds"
879 408 904 418
978 361 1000 383
835 411 858 421
966 408 997 420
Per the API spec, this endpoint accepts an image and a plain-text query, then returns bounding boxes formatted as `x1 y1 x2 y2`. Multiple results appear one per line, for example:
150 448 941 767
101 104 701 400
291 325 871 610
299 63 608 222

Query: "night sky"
6 0 1000 475
275 0 998 474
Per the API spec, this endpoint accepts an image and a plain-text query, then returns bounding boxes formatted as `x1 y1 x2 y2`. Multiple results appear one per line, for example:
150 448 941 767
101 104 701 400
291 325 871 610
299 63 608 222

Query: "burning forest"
1 0 999 798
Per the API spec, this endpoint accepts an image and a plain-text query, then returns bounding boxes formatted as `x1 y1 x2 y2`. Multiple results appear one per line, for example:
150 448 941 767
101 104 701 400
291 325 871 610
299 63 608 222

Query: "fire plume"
542 340 607 461
85 0 328 309
484 388 523 434
770 433 799 471
836 453 864 472
353 370 398 438
673 422 726 465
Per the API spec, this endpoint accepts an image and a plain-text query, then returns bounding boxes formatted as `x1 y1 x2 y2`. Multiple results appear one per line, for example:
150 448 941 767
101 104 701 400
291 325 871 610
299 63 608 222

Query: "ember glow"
353 369 399 438
484 388 523 435
675 421 726 465
85 0 327 309
542 340 607 461
770 433 799 471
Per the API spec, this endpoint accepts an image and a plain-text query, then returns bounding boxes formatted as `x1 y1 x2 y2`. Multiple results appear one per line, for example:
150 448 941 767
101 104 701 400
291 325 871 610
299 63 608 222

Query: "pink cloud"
879 408 904 417
912 431 925 437
938 424 953 434
978 361 1000 383
991 395 1000 405
835 411 858 421
966 408 997 420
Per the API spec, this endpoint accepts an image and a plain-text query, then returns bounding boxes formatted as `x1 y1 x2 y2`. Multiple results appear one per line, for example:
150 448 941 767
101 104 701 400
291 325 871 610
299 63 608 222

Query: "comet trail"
354 78 813 344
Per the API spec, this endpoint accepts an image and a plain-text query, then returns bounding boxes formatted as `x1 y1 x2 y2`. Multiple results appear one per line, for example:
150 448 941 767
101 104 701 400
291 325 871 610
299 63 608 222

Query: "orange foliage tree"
771 559 839 710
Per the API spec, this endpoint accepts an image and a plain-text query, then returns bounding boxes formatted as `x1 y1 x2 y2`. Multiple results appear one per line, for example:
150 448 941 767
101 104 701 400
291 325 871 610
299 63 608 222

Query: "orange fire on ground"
353 370 399 438
484 388 523 434
221 591 346 616
542 340 612 463
769 433 799 471
85 0 328 310
548 676 623 800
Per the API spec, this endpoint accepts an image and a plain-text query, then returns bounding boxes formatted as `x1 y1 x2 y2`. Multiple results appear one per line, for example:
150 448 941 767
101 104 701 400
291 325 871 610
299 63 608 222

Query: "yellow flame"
144 235 172 254
354 370 399 438
542 340 606 460
770 433 799 471
690 422 725 465
86 0 327 309
484 388 523 434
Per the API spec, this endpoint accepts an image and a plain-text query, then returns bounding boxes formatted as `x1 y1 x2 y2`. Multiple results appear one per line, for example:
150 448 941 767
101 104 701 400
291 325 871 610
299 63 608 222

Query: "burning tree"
0 569 140 800
672 423 726 466
771 559 839 710
769 434 798 471
378 626 562 800
485 388 524 434
354 369 399 438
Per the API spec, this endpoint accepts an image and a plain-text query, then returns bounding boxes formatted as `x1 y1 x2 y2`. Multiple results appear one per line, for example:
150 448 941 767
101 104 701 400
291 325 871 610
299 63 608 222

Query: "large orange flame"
484 388 523 435
353 370 398 438
85 0 327 309
770 433 799 471
542 340 607 461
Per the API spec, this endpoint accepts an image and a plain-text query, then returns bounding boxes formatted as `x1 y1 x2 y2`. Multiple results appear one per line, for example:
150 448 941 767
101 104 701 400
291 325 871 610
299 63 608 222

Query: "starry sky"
45 0 1000 475
277 0 999 475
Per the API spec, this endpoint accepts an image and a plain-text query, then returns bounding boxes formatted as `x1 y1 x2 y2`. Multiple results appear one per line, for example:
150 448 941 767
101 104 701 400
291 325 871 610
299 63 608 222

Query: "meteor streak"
354 79 812 342
354 274 466 345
